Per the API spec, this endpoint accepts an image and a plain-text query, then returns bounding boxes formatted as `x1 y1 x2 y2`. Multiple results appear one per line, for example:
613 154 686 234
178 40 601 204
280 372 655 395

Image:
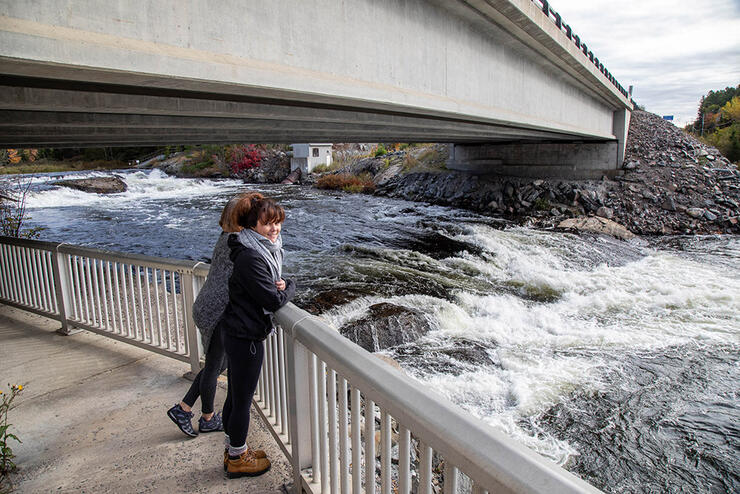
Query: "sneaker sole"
167 410 198 438
226 464 271 479
199 426 224 434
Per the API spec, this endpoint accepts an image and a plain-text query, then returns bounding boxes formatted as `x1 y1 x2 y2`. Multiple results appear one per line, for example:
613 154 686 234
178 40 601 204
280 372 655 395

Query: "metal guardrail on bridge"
0 235 601 494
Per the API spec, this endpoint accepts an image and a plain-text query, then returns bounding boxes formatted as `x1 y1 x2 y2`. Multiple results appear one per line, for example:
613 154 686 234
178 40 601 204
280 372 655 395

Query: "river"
15 169 740 493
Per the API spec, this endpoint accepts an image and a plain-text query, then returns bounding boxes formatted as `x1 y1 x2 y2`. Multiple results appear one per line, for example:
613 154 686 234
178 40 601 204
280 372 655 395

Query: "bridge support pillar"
447 140 621 179
613 108 631 168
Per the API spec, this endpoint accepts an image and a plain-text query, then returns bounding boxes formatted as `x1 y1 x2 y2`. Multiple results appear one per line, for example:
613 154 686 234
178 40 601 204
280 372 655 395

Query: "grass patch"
312 161 343 173
315 173 375 194
180 161 221 177
415 146 448 169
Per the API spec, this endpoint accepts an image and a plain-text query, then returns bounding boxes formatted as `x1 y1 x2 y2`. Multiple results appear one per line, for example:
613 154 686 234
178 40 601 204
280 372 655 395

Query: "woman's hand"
275 279 286 291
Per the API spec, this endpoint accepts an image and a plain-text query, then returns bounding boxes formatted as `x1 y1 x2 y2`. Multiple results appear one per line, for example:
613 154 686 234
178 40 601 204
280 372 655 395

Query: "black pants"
222 332 264 447
182 327 227 414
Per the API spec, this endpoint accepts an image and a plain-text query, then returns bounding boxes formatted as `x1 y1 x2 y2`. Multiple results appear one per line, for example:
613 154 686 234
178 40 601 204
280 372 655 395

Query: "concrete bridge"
0 0 632 178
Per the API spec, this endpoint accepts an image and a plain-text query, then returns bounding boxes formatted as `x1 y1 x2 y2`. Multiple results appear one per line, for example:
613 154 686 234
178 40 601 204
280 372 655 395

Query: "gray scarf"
236 228 284 282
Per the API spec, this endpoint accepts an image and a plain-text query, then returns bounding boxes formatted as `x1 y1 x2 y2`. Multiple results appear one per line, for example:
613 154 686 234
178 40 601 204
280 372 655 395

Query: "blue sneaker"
167 404 198 437
199 411 224 433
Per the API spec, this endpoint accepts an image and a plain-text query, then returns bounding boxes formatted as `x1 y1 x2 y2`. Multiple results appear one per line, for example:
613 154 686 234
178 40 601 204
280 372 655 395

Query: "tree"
0 177 41 238
691 85 740 132
721 96 740 123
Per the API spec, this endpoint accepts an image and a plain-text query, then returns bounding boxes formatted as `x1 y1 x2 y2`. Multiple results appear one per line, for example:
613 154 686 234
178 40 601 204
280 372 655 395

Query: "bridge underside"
0 72 595 149
0 0 632 178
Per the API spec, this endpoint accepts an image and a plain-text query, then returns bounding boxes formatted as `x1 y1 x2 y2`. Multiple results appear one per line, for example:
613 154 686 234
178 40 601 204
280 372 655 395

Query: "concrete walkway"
0 304 292 493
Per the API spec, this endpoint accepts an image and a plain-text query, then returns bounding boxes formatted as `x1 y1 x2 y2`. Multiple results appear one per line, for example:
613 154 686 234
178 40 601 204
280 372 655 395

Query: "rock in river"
557 216 635 240
54 176 127 194
339 302 435 352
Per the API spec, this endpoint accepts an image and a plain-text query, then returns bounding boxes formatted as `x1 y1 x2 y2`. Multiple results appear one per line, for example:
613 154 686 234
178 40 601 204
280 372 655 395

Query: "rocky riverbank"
138 147 290 182
361 111 739 236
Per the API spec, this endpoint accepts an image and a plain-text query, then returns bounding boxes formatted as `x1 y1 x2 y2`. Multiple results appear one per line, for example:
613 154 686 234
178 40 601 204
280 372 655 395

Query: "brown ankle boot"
249 448 267 459
224 448 267 471
226 451 271 478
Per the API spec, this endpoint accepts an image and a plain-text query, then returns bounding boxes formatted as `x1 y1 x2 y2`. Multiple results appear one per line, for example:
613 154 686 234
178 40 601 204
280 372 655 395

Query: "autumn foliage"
315 173 375 194
1 149 38 166
687 85 740 163
228 145 263 174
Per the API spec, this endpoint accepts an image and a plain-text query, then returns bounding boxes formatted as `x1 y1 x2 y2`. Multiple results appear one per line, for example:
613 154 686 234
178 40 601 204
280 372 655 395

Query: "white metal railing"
0 235 203 371
0 236 601 494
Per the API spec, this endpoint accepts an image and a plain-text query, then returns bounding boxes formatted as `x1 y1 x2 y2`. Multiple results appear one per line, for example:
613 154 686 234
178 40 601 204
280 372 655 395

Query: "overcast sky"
548 0 740 127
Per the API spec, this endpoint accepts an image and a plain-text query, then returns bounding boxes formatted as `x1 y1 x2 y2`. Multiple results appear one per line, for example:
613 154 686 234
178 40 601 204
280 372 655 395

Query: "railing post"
286 328 313 493
181 269 202 375
51 244 76 335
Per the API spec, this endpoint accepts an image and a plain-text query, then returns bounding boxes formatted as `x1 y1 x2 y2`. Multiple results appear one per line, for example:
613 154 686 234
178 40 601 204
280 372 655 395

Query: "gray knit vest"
192 232 233 352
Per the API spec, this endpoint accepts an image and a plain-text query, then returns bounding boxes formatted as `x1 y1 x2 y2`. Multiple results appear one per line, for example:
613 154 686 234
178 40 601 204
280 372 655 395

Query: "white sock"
228 442 247 457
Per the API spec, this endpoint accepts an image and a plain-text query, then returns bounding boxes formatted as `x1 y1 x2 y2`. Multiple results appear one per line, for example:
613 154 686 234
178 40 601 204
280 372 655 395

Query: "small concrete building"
291 143 332 174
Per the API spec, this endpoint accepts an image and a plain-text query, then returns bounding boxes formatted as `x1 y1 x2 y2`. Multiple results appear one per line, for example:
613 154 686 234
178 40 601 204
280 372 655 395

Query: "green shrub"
374 144 388 157
0 384 24 494
703 123 740 163
180 161 218 176
533 197 551 211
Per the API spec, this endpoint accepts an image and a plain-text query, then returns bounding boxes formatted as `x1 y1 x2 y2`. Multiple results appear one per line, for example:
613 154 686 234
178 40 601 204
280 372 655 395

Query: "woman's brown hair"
236 196 285 229
219 192 264 233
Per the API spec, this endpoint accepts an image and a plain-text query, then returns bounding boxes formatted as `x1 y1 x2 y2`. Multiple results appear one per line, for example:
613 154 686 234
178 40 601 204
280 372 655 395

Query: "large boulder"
557 216 635 240
54 176 127 194
339 302 435 352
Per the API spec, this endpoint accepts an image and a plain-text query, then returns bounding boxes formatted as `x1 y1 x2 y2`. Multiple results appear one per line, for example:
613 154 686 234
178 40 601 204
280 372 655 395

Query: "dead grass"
315 173 375 194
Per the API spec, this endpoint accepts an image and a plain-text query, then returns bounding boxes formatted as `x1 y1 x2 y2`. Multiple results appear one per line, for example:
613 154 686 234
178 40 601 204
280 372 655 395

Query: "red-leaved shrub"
229 145 263 174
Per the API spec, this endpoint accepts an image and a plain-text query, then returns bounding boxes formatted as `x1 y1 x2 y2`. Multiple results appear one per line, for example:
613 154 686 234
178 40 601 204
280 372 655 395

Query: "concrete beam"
448 141 620 179
0 84 588 139
0 78 603 147
0 109 569 140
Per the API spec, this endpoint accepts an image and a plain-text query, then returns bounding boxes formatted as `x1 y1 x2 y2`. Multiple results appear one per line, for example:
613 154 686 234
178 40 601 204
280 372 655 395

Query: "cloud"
547 0 740 126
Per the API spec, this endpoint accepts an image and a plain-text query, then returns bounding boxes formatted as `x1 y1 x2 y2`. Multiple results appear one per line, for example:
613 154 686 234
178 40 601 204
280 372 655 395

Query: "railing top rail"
276 303 601 494
0 236 206 272
193 262 210 277
56 243 200 271
0 235 63 251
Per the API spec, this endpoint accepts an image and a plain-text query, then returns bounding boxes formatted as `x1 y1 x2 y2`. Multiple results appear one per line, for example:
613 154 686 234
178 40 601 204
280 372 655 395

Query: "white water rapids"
323 224 740 467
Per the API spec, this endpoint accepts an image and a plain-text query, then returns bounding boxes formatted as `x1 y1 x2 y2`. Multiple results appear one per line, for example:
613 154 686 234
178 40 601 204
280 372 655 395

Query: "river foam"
24 169 243 209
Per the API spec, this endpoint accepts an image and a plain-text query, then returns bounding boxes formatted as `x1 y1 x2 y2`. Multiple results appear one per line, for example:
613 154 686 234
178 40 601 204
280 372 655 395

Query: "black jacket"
218 234 295 340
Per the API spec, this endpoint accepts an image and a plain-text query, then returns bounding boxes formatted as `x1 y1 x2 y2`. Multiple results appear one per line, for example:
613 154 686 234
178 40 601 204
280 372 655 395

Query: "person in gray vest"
167 192 267 442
